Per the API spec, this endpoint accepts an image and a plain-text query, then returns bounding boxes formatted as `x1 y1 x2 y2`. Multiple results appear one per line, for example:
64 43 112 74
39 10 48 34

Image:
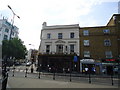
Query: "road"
7 64 119 87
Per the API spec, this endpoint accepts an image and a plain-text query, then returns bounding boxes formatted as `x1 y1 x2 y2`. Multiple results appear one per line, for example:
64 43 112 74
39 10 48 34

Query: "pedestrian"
85 67 88 75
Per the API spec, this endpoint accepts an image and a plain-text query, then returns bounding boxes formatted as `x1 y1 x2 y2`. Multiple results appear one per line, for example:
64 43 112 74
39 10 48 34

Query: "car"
113 68 118 74
102 69 106 74
26 62 32 66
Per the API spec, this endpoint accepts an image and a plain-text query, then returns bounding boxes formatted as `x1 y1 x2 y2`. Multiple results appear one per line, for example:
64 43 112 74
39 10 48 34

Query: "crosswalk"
9 64 37 73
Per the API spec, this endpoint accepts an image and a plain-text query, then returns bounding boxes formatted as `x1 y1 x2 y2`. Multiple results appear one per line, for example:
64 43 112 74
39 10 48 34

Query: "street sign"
74 56 78 62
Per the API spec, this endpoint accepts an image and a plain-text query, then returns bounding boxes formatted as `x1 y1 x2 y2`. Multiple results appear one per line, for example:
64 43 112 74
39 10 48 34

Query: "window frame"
104 39 111 46
84 51 90 57
83 40 90 46
58 33 63 39
70 32 74 38
47 33 51 39
70 44 74 53
83 30 89 36
103 29 110 34
105 51 112 58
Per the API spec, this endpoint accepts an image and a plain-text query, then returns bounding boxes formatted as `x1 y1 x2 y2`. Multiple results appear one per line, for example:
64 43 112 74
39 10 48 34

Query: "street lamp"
8 5 20 40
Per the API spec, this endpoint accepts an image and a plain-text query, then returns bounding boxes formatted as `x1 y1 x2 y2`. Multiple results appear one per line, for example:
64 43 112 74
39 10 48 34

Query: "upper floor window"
46 45 50 53
84 51 90 57
70 44 74 53
84 40 90 46
105 51 112 58
103 29 110 34
11 32 14 36
47 33 51 39
58 33 62 39
83 30 89 36
70 32 74 38
4 35 8 40
104 39 111 46
5 28 9 33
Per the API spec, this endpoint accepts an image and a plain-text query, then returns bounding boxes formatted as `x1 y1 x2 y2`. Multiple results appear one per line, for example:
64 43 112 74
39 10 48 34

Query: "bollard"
70 72 71 82
53 72 55 80
111 74 114 85
89 71 91 83
38 71 40 79
12 67 15 77
25 68 27 77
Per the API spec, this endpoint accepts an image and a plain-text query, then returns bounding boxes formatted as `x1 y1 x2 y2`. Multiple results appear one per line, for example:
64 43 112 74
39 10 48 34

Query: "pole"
70 61 72 82
25 67 27 77
88 68 91 83
38 64 41 79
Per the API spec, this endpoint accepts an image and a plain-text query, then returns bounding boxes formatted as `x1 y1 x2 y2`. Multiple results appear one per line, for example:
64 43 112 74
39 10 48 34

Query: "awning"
80 59 95 64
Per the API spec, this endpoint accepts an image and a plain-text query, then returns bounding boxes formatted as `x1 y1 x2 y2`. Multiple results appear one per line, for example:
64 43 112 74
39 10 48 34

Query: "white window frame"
46 45 50 53
70 32 74 38
105 51 112 58
104 39 111 46
84 51 90 57
70 44 74 53
83 30 89 36
58 33 62 39
103 29 110 34
84 40 90 46
47 33 51 39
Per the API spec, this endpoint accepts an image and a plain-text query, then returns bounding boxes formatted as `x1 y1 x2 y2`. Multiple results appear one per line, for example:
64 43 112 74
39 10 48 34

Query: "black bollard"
111 73 114 85
12 67 15 77
53 72 55 80
89 70 91 83
70 72 71 82
25 68 27 77
38 71 40 79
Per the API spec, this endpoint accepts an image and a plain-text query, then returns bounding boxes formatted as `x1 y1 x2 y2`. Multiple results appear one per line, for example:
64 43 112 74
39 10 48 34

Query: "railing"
7 66 119 87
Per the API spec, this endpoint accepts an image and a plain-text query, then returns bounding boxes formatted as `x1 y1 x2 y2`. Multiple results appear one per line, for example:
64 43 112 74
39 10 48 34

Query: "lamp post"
8 5 20 40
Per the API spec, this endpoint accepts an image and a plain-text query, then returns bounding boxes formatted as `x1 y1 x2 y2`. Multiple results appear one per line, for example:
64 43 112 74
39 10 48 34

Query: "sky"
0 0 119 50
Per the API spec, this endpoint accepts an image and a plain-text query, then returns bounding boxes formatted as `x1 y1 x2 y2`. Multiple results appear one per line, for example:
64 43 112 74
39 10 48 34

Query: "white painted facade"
39 22 80 56
0 19 19 45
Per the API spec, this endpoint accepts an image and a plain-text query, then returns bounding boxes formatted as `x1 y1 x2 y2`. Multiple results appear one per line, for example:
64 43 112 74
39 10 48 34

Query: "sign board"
74 56 78 62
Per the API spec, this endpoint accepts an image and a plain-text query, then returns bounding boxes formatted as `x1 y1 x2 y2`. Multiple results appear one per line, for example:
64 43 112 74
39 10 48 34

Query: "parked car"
113 68 118 74
26 62 32 66
102 69 106 74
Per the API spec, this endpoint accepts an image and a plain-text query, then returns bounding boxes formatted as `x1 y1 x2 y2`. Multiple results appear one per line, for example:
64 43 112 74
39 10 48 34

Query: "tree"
2 38 27 60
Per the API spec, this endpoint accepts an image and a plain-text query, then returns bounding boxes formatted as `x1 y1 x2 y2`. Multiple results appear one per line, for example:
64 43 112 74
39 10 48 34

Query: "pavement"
7 76 118 88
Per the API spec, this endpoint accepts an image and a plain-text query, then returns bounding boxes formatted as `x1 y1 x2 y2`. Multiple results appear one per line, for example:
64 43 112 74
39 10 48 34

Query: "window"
70 44 74 53
103 29 110 34
105 51 112 58
70 32 74 38
46 45 50 53
47 33 51 39
104 39 111 46
84 51 90 57
84 40 90 46
5 28 9 33
83 30 89 36
4 35 8 40
58 33 62 39
56 45 63 53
